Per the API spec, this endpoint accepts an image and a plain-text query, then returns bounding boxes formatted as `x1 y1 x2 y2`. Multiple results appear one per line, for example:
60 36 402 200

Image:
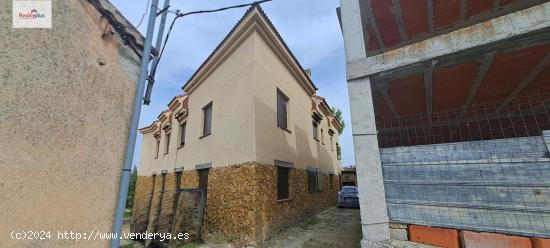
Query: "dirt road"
122 207 436 248
256 207 362 248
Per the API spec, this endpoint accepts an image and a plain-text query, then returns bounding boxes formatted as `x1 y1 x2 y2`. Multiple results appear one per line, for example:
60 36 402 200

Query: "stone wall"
204 162 261 240
252 164 339 241
131 162 339 243
131 176 155 233
157 173 177 234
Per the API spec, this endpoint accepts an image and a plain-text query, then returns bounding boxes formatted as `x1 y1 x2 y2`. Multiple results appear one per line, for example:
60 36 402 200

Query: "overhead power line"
175 0 272 18
135 0 152 28
148 0 273 83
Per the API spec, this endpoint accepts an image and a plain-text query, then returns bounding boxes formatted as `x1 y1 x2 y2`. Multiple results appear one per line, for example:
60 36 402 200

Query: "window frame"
154 139 160 159
201 102 213 138
277 166 290 201
164 132 171 154
307 168 323 193
317 172 323 192
276 89 289 131
329 174 334 190
312 121 319 141
198 168 209 190
308 170 317 193
275 160 293 201
179 122 186 147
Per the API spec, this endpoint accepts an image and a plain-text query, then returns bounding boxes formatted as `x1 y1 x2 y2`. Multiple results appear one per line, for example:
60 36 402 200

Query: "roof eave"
182 4 317 95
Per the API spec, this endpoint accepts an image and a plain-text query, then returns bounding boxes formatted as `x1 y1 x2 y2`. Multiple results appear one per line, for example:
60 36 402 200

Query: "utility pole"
110 0 168 247
144 0 171 105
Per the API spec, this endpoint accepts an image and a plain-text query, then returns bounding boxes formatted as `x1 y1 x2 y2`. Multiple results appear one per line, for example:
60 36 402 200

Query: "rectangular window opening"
172 171 183 215
329 174 334 190
312 122 319 141
198 168 209 190
277 166 290 200
317 172 323 192
179 122 186 147
155 139 160 158
308 170 317 193
202 102 213 137
164 132 171 154
277 89 289 130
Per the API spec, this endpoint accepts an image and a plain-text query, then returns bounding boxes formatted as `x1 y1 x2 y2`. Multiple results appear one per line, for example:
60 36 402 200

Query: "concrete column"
348 76 390 245
340 0 390 245
542 130 550 154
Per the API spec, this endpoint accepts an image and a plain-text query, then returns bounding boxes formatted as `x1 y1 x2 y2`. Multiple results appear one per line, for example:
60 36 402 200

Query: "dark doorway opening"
198 169 209 190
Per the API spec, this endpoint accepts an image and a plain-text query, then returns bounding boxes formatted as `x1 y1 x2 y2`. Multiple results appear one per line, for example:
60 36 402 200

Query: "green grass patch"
124 208 132 218
299 217 321 229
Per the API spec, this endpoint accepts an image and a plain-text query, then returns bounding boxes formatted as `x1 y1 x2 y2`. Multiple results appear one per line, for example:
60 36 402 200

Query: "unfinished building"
339 0 550 247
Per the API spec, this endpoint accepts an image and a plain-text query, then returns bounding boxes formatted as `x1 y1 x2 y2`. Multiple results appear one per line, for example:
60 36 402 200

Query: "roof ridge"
181 3 318 92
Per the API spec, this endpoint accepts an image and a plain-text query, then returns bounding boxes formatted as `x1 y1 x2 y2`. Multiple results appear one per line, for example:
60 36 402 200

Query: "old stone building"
131 5 342 243
0 0 152 247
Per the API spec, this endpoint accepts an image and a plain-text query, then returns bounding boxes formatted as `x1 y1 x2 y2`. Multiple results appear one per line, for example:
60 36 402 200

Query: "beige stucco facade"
0 1 144 247
253 30 341 174
138 34 257 175
138 10 341 176
133 5 342 243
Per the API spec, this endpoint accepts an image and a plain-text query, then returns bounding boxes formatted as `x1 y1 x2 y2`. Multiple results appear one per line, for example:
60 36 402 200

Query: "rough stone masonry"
131 162 340 244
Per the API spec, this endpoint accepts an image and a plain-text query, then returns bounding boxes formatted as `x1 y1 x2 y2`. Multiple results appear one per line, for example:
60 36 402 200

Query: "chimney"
304 69 312 78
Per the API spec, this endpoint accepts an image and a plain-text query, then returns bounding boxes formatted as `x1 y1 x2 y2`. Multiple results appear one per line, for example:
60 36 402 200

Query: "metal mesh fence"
376 94 550 148
378 94 550 238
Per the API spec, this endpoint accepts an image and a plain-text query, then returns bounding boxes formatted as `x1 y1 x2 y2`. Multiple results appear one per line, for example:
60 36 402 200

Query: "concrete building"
131 5 342 243
339 0 550 247
0 0 151 247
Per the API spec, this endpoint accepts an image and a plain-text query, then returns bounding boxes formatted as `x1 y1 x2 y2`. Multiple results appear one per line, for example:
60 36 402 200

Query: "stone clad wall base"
131 162 339 243
251 163 339 241
131 176 154 233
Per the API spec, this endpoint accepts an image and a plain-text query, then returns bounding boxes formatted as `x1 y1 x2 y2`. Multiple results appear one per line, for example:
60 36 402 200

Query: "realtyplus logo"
12 1 52 28
18 9 45 19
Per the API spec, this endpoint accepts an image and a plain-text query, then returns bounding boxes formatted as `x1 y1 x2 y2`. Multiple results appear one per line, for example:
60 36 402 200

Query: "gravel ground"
254 207 362 248
198 207 436 248
121 207 437 248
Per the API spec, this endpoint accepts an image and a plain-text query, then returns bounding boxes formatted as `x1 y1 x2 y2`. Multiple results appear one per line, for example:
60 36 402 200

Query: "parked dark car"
338 186 359 208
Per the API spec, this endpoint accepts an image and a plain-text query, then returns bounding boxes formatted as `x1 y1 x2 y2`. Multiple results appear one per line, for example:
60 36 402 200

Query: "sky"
110 0 356 167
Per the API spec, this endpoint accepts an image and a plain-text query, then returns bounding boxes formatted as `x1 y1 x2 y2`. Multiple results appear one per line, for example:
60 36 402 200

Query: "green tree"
331 107 345 161
331 107 345 135
125 165 138 211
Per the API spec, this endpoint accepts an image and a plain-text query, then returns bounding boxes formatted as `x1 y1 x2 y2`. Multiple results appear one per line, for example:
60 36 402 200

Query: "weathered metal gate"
140 186 206 247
